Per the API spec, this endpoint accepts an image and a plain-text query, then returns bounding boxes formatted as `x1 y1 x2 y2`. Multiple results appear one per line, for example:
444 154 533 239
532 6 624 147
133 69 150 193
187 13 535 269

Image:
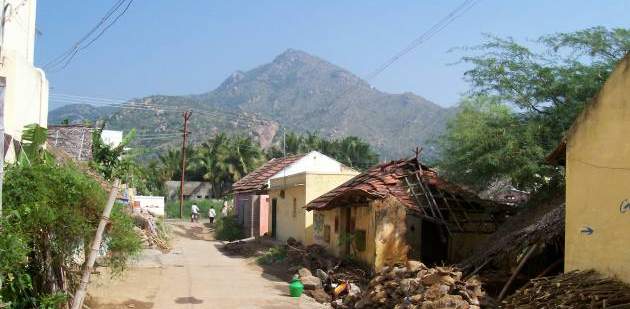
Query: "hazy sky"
36 1 630 109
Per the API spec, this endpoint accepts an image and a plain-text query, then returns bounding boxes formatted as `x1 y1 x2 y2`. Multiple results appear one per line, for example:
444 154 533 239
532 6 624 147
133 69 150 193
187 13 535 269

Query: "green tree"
267 131 379 170
439 27 630 190
438 96 546 190
158 148 184 181
90 126 137 180
189 134 264 197
1 124 141 308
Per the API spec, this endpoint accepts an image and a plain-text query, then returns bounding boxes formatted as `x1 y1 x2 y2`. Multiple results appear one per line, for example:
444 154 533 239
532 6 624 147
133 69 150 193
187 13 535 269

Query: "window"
334 216 339 233
324 225 331 243
354 230 366 252
292 198 297 218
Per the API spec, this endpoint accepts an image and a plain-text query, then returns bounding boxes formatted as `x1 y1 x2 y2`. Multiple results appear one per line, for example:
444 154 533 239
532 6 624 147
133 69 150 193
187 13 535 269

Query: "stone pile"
343 261 484 309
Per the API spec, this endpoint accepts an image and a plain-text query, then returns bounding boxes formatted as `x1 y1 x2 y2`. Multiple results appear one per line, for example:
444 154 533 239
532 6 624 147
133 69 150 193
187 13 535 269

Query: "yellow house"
0 0 49 161
267 151 358 245
547 53 630 283
306 158 500 270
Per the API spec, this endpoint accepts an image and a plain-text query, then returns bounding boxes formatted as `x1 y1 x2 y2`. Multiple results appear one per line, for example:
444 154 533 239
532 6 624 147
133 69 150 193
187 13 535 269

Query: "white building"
1 0 49 161
101 130 123 147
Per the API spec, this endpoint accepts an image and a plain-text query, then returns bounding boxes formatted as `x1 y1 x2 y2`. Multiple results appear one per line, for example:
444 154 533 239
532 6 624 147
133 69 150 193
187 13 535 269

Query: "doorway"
271 198 277 239
340 207 353 255
420 220 449 265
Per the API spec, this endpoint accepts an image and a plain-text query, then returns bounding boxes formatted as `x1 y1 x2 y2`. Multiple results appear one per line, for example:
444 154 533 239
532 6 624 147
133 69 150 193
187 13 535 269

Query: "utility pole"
283 127 286 157
179 111 192 219
72 179 120 309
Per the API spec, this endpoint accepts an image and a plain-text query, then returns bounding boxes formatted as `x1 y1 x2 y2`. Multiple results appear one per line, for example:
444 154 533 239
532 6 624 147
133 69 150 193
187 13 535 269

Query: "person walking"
191 203 200 223
208 207 216 224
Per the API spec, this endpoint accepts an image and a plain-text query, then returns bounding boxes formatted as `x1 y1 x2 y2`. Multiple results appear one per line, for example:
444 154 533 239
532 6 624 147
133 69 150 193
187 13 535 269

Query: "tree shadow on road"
214 239 297 294
86 298 154 309
169 221 215 241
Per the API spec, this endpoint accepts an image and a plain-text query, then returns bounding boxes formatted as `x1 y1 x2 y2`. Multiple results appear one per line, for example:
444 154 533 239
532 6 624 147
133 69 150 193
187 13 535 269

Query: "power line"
330 0 483 107
44 0 135 72
364 0 481 82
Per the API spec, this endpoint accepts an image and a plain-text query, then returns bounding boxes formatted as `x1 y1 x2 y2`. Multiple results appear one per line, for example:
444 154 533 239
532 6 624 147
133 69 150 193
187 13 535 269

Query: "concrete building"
101 130 124 147
232 154 304 238
267 151 359 245
547 53 630 283
306 158 501 270
1 0 49 161
165 180 213 201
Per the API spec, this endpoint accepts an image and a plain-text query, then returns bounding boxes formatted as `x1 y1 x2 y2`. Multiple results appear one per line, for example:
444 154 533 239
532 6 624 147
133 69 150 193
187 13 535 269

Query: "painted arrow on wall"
581 226 594 235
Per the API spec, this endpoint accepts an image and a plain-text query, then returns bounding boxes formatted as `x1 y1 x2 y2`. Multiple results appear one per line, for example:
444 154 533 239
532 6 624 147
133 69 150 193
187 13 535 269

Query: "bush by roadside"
214 216 243 241
256 246 288 265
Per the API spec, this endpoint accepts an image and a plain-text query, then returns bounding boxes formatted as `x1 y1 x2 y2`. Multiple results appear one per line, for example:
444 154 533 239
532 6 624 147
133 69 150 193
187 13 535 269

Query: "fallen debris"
132 212 170 251
286 238 369 286
502 270 630 308
342 261 484 309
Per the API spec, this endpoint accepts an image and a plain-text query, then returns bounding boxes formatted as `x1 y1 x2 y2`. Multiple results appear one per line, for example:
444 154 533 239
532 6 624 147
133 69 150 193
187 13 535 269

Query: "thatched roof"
458 197 565 273
503 270 630 308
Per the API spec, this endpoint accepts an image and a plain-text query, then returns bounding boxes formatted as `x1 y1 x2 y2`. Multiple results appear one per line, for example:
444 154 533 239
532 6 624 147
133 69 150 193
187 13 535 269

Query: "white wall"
270 151 350 179
135 196 165 217
101 130 123 147
0 0 49 161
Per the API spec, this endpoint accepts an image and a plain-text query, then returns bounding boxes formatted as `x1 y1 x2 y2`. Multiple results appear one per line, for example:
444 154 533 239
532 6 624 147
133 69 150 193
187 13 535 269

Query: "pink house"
232 154 304 238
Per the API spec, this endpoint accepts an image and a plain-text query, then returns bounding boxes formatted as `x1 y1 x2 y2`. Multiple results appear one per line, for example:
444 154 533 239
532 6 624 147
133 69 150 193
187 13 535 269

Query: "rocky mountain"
48 103 117 124
49 49 454 158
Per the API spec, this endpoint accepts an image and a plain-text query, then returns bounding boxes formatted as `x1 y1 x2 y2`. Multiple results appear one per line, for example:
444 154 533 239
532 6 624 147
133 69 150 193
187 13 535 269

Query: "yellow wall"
313 208 342 255
564 55 630 282
269 172 358 245
313 197 409 271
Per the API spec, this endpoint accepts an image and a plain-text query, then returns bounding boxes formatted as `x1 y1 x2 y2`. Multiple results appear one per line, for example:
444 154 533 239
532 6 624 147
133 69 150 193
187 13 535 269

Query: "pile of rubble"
132 211 169 251
286 238 369 285
286 238 338 270
502 270 630 308
223 238 275 257
343 261 484 309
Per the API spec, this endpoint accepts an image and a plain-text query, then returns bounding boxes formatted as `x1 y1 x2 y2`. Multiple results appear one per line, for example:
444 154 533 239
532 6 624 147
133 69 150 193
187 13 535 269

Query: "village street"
87 221 327 309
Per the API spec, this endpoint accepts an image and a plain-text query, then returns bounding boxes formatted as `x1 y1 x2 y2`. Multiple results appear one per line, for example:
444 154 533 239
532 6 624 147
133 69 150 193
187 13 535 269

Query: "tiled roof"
306 158 420 210
306 157 486 211
231 154 305 193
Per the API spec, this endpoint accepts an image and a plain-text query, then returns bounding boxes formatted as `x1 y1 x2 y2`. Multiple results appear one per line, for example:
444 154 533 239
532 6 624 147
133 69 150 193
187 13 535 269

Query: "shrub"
214 216 243 241
256 246 287 265
0 163 141 307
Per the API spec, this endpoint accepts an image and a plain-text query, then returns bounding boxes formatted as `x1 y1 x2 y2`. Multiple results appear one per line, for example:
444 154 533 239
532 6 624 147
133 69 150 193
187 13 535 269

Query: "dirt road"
87 221 326 309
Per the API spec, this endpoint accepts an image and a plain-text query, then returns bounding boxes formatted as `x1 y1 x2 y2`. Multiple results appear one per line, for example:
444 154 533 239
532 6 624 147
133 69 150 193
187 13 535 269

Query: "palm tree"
158 149 182 180
188 134 264 197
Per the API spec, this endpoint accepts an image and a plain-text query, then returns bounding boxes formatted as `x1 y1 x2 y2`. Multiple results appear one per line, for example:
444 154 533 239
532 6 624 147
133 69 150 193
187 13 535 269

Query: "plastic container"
289 276 304 297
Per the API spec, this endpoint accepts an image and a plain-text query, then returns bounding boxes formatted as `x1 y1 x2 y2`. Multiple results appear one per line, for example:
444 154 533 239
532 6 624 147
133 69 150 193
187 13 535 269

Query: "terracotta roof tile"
231 154 305 193
306 157 488 211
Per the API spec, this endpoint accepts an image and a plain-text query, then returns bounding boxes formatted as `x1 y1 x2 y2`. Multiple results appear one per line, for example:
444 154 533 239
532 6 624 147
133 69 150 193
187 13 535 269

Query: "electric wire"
44 0 134 72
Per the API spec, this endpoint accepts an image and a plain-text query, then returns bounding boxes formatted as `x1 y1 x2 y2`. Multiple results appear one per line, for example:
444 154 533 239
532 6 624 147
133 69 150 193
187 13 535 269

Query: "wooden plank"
437 188 464 232
403 176 428 217
415 172 451 237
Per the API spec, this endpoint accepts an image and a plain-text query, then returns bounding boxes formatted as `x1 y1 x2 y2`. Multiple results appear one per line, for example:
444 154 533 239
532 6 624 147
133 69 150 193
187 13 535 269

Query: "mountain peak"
273 48 322 65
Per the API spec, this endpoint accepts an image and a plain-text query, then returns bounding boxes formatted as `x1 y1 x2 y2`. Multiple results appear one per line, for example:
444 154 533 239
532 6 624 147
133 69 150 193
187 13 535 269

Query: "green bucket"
289 276 304 297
